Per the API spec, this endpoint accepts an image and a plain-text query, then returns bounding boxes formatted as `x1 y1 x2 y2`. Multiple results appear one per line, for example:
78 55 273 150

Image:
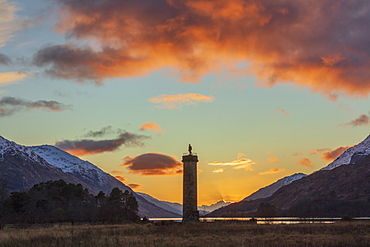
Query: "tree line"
0 179 139 228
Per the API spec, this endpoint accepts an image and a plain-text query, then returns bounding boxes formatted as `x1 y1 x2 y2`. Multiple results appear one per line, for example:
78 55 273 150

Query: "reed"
0 222 369 246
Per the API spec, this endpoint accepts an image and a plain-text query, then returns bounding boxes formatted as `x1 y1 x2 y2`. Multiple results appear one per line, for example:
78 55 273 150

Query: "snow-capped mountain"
242 173 307 201
30 145 130 195
0 136 91 192
0 136 179 217
30 145 180 218
1 136 52 168
321 135 370 171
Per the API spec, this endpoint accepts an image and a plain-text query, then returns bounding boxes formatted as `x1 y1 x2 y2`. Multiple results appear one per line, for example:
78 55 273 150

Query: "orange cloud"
276 108 288 117
309 148 331 155
114 175 127 183
339 114 370 127
212 168 224 174
140 122 164 134
322 145 353 162
237 153 246 158
0 71 31 85
122 153 182 176
32 0 370 97
268 157 279 163
208 158 255 171
127 183 141 189
298 158 314 168
259 168 286 175
149 93 214 109
110 170 124 174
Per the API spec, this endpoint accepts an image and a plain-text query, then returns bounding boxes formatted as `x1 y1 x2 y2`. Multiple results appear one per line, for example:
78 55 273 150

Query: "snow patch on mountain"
30 145 111 187
0 136 51 167
321 135 370 171
242 173 307 201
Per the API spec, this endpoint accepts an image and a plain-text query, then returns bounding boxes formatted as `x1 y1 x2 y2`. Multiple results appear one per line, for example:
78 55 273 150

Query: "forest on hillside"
0 179 139 228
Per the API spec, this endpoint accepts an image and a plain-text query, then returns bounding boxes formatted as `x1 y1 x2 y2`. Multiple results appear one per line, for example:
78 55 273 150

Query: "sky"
0 0 369 206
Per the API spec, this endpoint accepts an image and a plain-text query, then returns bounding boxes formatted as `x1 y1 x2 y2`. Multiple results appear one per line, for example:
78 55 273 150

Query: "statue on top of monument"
188 144 192 155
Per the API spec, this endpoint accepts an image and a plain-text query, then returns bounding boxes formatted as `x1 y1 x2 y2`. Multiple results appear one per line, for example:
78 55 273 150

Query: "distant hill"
208 135 370 217
242 173 306 201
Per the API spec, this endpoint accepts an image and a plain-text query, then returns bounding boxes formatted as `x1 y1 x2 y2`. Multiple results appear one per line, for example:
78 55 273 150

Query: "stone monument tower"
182 144 199 222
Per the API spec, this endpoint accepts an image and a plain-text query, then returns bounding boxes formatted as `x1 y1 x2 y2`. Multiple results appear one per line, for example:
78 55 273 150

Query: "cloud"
31 0 370 97
268 157 279 163
0 96 69 117
122 153 182 176
0 53 10 65
0 0 19 47
0 71 30 85
127 183 141 189
140 122 164 134
55 132 149 156
322 145 353 162
259 168 286 175
237 153 246 159
114 175 127 183
110 170 124 174
84 126 115 137
208 158 255 171
212 168 224 174
149 93 214 109
339 114 370 127
309 148 332 155
298 158 314 168
276 108 288 117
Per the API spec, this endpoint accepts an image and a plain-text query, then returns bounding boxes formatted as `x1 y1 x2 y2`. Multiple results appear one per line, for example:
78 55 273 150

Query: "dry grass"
0 222 369 247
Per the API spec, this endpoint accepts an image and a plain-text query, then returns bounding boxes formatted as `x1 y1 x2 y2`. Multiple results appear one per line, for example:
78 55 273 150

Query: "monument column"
182 144 199 222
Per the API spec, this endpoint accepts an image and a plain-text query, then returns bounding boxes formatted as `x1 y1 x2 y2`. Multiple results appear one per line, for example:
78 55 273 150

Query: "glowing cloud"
298 158 314 168
0 71 30 85
237 153 246 158
259 168 286 175
212 168 224 174
114 175 127 183
0 96 69 117
140 122 164 134
339 114 370 127
55 132 148 156
268 157 279 163
122 153 182 176
32 0 370 97
322 146 353 162
309 148 331 155
128 183 141 189
208 158 255 171
276 108 288 117
149 93 214 109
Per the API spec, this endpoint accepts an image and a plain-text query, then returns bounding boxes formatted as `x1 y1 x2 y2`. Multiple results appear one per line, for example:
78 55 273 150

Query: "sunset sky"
1 0 370 206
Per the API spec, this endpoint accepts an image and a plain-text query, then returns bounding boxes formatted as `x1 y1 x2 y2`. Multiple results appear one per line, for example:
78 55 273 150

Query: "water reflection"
148 217 370 224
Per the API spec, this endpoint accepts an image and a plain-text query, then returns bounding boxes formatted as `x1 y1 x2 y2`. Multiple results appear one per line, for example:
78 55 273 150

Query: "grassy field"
0 222 369 247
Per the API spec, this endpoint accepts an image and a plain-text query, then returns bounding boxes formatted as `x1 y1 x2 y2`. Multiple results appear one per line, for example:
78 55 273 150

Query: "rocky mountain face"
209 136 370 217
0 136 179 218
242 173 307 201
